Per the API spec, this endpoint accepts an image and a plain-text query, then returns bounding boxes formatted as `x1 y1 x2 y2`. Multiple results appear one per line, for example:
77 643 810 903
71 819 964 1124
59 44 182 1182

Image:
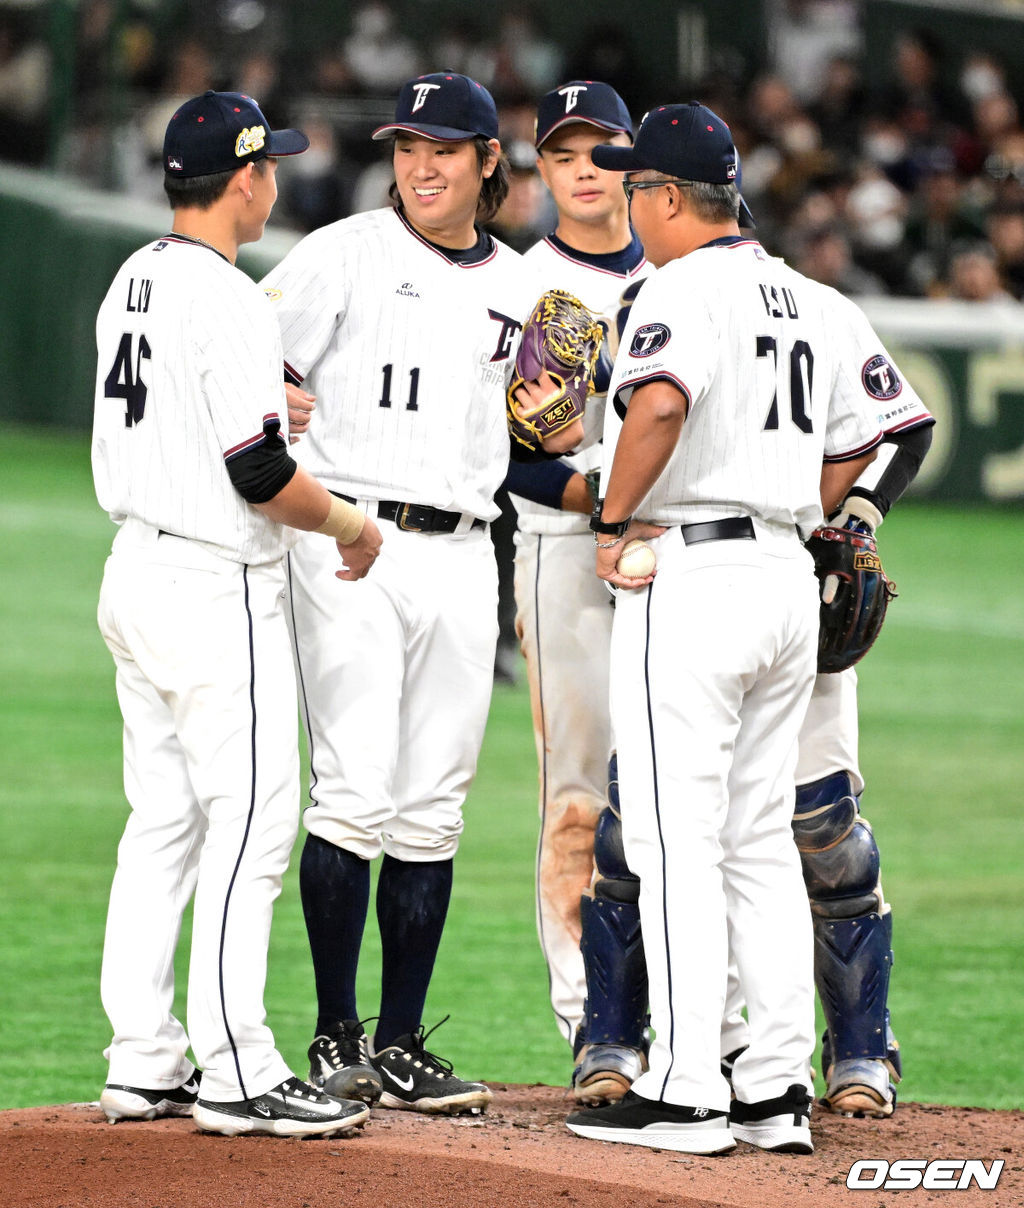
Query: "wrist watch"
589 499 631 540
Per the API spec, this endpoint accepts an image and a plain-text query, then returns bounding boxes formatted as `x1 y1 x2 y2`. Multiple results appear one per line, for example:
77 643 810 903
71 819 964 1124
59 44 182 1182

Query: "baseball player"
503 81 651 1068
792 434 933 1122
566 432 934 1119
553 262 934 1120
565 102 885 1155
261 72 549 1115
93 91 382 1139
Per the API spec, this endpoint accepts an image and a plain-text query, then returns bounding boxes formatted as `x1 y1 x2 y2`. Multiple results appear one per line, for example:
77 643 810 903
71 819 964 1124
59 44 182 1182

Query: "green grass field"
1 427 1021 1112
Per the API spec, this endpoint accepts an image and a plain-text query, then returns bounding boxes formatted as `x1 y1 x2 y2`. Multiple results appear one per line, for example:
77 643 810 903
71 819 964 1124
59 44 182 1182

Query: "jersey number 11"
379 363 420 411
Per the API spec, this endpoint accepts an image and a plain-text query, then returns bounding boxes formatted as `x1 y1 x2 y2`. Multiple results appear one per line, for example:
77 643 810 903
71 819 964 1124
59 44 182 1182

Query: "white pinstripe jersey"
603 238 905 537
262 208 536 521
512 234 652 535
92 236 296 565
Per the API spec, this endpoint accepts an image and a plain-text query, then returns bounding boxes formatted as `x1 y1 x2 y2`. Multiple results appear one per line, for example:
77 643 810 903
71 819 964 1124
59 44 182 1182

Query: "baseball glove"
805 522 898 673
507 289 604 451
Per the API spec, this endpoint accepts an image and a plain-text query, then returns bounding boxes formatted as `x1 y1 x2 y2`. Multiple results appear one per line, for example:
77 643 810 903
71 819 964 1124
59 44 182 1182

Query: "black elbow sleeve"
227 436 298 504
848 422 934 518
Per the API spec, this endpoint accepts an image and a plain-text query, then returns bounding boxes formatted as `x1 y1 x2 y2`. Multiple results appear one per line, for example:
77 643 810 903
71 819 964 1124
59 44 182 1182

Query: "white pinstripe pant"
611 527 818 1110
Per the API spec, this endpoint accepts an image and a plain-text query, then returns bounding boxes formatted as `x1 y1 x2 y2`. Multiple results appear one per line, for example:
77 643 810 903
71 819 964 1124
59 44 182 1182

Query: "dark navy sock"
299 832 370 1036
374 855 453 1049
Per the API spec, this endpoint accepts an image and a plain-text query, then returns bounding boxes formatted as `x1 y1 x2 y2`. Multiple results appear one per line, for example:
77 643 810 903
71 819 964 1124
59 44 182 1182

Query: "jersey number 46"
104 332 151 428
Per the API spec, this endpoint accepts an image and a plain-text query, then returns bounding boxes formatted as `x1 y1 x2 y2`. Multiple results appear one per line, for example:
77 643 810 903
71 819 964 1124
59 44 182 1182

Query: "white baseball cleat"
100 1072 200 1122
193 1077 369 1137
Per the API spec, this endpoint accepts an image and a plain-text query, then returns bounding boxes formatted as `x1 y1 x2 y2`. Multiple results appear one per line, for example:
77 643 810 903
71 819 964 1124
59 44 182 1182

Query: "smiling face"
537 124 631 228
393 133 498 248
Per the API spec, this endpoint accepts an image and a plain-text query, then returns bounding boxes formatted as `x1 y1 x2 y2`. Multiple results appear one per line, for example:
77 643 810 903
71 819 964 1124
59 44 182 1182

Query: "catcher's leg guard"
793 771 900 1117
581 758 647 1045
574 756 649 1105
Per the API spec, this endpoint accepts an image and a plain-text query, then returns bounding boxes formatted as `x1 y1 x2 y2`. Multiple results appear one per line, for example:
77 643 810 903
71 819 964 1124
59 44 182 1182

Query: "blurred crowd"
4 0 1024 303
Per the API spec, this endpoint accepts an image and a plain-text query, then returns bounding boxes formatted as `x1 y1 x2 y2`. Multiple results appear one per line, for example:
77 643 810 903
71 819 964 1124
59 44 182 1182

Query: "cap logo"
558 84 587 113
167 155 183 171
411 83 441 112
235 125 266 157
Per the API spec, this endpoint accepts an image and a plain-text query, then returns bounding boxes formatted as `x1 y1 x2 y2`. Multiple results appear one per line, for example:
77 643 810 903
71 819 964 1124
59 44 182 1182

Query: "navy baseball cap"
372 72 499 142
535 80 633 148
164 91 308 178
592 101 755 226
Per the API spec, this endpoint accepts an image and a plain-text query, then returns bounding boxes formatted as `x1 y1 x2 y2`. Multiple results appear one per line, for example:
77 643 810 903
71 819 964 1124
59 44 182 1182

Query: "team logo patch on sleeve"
630 323 671 358
263 288 283 302
862 354 902 400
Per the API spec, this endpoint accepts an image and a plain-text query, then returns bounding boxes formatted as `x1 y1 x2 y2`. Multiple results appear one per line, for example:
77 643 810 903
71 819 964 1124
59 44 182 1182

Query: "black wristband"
589 499 632 538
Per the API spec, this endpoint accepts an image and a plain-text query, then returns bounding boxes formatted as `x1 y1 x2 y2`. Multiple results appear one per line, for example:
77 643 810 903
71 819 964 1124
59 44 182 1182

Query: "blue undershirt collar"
698 234 751 250
546 230 646 275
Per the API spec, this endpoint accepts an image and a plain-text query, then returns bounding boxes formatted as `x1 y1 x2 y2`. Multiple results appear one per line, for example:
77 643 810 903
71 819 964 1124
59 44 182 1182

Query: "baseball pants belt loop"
679 516 756 545
330 491 484 535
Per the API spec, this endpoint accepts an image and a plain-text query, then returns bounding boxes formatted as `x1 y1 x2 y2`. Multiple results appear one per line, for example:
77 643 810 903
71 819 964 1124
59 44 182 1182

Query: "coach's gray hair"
685 180 741 224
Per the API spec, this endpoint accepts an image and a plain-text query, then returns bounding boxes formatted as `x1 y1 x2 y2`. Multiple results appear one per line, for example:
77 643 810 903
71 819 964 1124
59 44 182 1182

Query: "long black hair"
387 135 510 223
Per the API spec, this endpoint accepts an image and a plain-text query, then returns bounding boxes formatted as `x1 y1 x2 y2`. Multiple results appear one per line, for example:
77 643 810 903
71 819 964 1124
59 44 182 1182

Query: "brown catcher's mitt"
507 289 603 451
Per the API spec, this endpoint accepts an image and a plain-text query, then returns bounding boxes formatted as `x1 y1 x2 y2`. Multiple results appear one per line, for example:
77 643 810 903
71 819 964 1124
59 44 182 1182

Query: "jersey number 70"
756 336 813 433
104 332 151 428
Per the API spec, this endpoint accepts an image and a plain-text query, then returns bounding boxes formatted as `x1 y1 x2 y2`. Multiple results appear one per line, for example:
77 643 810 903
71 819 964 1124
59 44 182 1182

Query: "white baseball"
616 538 657 579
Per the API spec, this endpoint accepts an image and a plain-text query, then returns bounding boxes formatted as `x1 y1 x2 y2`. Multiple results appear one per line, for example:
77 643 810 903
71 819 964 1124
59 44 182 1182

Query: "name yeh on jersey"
759 283 799 319
487 310 522 362
126 277 153 314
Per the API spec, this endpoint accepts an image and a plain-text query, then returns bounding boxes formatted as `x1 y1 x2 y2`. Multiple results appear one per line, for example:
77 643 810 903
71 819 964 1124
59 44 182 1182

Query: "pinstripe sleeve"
609 266 711 413
195 277 288 463
261 225 349 381
823 294 892 461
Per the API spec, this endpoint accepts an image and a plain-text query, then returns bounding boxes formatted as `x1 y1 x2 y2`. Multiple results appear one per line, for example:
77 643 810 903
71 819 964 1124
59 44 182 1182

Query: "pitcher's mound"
2 1084 1020 1207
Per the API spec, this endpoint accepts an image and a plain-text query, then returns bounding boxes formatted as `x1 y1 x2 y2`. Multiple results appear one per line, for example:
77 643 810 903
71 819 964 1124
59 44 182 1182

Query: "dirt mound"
2 1085 1020 1208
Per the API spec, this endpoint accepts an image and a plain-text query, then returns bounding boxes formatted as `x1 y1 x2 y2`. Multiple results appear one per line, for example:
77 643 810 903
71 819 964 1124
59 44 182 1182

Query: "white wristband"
843 494 884 531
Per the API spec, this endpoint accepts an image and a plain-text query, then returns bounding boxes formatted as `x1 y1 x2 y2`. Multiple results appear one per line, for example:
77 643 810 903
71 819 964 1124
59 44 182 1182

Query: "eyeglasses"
621 178 695 202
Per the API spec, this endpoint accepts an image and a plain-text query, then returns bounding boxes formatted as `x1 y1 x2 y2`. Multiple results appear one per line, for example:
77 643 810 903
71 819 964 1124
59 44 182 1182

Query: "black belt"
332 492 485 534
680 516 755 545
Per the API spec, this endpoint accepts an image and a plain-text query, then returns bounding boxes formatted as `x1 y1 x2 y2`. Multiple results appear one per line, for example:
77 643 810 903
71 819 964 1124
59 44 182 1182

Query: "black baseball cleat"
308 1019 383 1104
193 1076 370 1138
100 1071 200 1122
730 1083 814 1153
370 1020 492 1115
566 1090 736 1154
